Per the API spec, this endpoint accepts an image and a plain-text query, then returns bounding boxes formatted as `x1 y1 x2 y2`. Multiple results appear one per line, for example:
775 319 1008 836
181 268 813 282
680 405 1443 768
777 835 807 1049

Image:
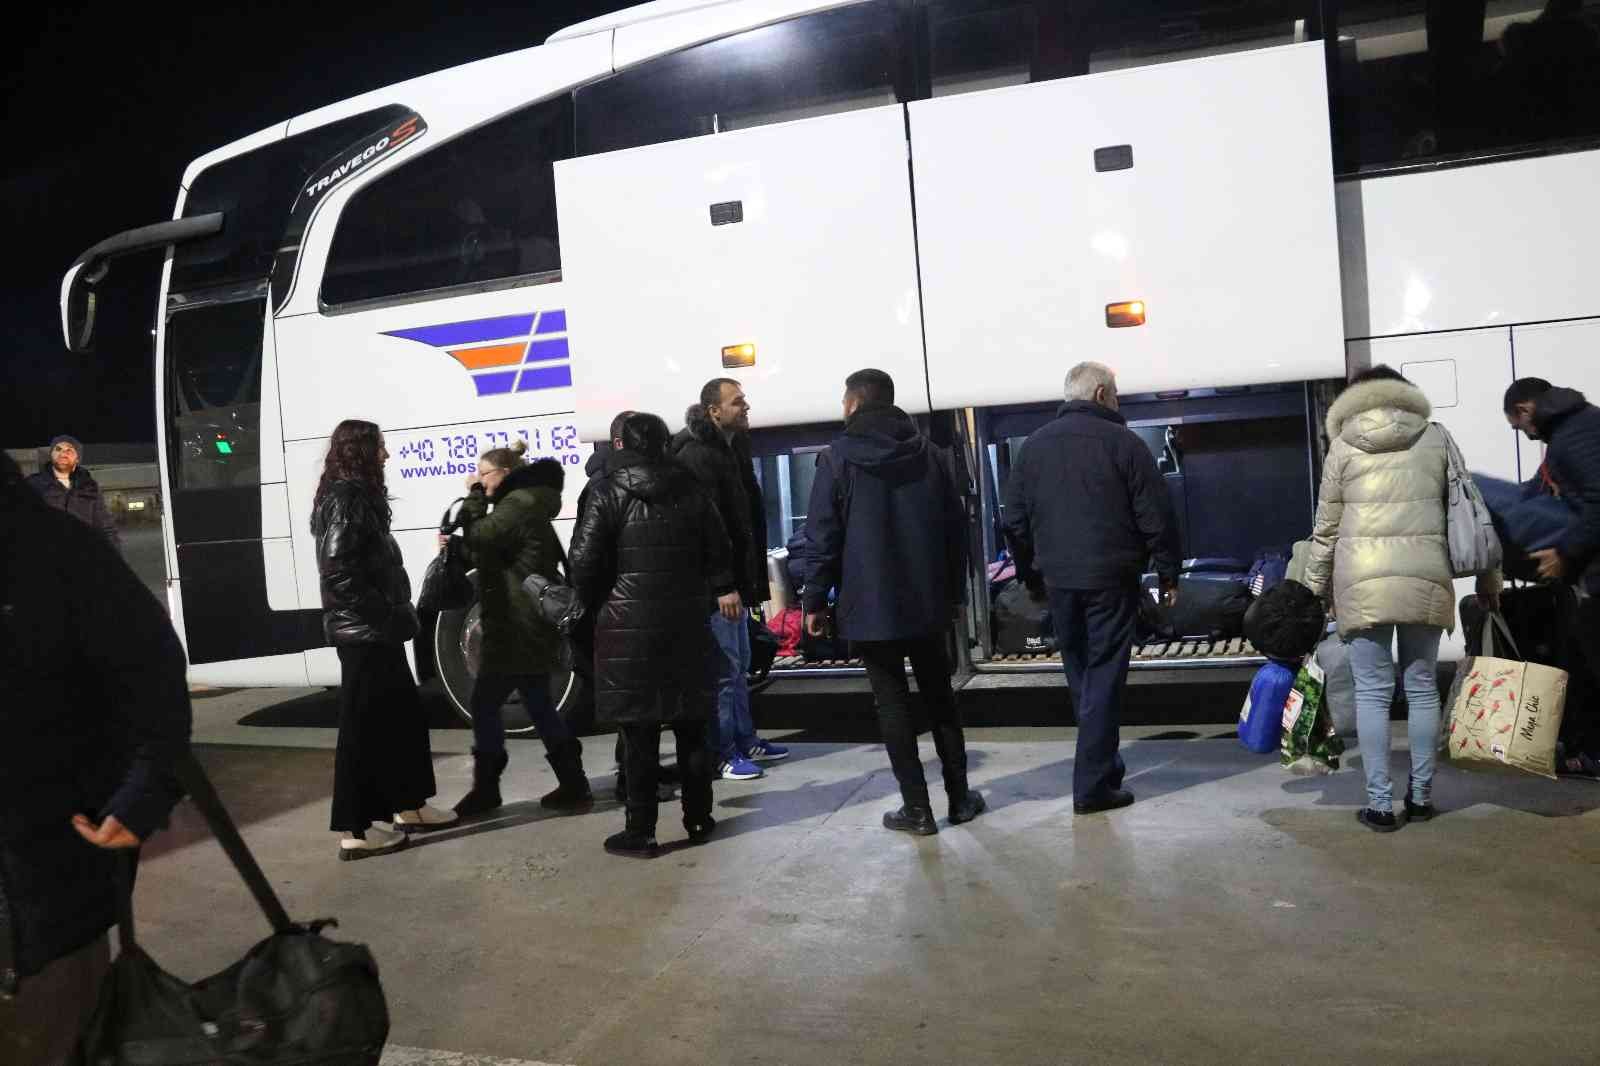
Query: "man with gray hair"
1002 362 1180 814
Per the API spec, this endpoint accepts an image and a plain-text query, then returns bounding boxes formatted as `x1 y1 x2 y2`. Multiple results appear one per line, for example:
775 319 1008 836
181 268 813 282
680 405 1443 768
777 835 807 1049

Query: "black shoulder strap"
174 753 293 934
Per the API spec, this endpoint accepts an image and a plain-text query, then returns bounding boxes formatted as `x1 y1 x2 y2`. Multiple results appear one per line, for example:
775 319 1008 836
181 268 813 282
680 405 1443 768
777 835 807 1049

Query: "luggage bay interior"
752 383 1323 677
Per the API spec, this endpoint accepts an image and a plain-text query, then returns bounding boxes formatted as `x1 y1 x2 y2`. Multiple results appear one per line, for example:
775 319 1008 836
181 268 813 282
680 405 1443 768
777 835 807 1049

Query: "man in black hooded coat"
25 434 121 551
801 369 983 835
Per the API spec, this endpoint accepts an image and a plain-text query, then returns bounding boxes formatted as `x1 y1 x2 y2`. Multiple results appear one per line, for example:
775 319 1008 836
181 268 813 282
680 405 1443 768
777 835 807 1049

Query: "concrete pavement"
127 688 1600 1065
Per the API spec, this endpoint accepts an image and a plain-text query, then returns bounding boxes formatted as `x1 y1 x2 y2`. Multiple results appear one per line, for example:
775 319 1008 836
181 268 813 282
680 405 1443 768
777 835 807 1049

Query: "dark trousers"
1048 585 1138 805
620 720 713 831
856 632 970 810
470 672 571 756
0 933 109 1066
1565 595 1600 757
331 643 437 832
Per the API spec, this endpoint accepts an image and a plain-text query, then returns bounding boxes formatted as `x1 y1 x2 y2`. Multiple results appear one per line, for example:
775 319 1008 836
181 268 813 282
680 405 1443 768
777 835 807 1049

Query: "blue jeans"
1047 586 1138 805
470 673 570 756
707 612 756 762
1347 625 1444 813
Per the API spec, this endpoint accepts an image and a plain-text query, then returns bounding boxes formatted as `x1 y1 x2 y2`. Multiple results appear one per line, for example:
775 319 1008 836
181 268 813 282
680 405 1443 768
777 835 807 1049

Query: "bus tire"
432 570 581 738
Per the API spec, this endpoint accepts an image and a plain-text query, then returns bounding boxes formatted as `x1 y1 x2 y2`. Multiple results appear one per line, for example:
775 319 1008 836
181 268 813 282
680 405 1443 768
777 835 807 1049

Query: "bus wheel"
433 578 580 737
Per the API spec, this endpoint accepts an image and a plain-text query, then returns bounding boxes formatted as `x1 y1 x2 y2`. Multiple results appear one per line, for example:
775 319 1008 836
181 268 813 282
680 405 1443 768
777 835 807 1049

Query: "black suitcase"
1459 584 1573 666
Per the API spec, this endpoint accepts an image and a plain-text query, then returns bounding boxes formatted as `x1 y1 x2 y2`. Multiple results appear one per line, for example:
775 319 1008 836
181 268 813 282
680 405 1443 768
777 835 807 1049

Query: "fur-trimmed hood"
1325 378 1433 455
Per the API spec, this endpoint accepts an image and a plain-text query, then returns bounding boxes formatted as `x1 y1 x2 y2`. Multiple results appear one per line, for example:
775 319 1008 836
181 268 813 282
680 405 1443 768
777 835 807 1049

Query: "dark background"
2 2 620 448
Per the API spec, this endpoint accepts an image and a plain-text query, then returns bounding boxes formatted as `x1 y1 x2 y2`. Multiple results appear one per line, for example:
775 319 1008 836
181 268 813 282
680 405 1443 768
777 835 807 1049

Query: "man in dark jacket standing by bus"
1003 362 1180 814
673 378 787 780
0 451 192 1064
802 369 983 835
1505 377 1600 777
26 435 121 551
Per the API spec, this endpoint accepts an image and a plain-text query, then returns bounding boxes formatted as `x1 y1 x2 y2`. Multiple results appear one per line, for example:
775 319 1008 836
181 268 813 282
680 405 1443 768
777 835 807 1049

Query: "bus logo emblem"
382 309 571 397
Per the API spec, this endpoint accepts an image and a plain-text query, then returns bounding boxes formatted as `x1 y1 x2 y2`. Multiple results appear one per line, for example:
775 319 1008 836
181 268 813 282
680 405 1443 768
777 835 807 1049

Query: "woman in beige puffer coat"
1304 366 1494 833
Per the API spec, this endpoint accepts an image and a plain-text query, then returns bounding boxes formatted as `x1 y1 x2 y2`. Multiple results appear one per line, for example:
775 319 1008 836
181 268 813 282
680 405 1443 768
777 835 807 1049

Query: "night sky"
3 1 622 448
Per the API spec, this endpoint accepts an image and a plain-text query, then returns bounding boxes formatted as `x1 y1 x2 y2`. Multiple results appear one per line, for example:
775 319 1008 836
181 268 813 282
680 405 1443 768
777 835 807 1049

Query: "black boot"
883 805 938 836
542 739 594 811
933 722 983 825
604 808 659 858
453 750 508 818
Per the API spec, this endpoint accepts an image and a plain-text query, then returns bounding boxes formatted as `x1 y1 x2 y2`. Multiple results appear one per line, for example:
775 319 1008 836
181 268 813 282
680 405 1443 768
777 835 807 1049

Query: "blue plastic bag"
1475 474 1577 553
1239 660 1297 754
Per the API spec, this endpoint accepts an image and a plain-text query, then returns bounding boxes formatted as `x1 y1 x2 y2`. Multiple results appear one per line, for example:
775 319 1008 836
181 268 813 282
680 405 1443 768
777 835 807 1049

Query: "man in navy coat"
802 369 984 835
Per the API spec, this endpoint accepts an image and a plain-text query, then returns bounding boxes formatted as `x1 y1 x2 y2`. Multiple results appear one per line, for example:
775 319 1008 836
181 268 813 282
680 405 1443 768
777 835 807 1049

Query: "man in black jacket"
672 378 786 780
25 435 122 552
1505 377 1600 776
0 451 192 1063
1003 362 1180 814
803 369 983 835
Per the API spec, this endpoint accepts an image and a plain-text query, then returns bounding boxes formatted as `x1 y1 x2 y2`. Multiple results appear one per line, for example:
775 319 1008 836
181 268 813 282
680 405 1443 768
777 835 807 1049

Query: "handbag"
1436 423 1504 578
748 612 779 680
417 498 475 615
522 538 584 635
76 754 389 1065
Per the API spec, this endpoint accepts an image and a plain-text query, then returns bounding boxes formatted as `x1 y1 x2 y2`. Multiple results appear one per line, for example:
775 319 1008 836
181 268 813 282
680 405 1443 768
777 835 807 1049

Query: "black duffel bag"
1140 570 1253 641
1243 579 1327 660
417 498 475 615
992 579 1057 655
77 754 389 1065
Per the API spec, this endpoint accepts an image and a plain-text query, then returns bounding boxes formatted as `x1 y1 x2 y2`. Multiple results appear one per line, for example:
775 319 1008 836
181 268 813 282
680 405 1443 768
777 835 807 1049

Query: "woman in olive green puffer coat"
448 443 591 817
1304 366 1498 833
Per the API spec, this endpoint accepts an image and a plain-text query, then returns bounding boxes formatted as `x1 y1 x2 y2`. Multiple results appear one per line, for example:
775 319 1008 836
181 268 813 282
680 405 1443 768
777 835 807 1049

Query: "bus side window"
925 0 1314 100
166 298 267 491
574 2 901 157
321 94 574 307
1333 1 1600 173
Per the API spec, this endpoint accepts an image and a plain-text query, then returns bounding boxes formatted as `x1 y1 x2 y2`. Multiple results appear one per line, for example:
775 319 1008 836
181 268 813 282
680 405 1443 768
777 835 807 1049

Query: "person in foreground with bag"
313 420 456 859
1504 377 1600 778
1304 366 1501 832
569 412 734 856
0 450 191 1064
448 442 592 817
801 369 985 835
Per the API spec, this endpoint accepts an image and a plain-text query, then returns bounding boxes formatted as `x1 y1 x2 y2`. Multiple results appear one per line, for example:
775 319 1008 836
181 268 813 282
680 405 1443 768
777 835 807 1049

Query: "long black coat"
568 452 734 724
671 407 770 604
26 466 121 551
0 460 190 990
1533 387 1600 591
311 481 420 646
1002 401 1181 591
802 404 968 642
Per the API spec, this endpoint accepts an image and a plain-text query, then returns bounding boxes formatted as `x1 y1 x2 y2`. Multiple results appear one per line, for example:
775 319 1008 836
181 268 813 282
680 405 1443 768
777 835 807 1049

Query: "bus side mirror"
61 259 109 353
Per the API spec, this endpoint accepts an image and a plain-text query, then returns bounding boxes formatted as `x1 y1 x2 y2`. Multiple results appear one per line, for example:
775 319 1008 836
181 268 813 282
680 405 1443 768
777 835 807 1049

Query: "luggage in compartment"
991 578 1057 655
1139 564 1252 642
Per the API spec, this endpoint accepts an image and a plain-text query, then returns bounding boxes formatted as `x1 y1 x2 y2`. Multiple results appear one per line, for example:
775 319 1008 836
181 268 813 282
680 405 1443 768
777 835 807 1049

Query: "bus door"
907 29 1347 410
553 1 927 444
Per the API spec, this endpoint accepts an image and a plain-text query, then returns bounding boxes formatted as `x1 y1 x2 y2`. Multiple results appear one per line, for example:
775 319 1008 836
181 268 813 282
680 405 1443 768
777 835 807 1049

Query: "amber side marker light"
722 343 756 368
1106 300 1146 328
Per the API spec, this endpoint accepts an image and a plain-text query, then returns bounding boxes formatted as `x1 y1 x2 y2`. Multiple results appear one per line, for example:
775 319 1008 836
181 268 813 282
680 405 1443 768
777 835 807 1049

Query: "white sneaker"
338 826 408 861
393 804 459 831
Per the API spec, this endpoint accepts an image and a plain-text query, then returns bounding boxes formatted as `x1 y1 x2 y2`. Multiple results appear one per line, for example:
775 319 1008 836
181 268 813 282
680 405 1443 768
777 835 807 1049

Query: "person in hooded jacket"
1306 366 1500 832
569 412 734 857
1505 376 1600 777
447 443 592 817
802 369 984 835
25 434 121 551
312 419 455 859
672 379 787 780
0 451 190 1065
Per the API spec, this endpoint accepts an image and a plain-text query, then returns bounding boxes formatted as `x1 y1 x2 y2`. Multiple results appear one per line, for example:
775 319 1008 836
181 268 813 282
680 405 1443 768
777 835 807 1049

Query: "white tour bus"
61 0 1600 728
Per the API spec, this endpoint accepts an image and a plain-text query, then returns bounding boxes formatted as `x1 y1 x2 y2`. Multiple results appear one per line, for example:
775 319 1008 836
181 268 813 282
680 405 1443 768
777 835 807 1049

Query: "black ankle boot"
604 809 659 857
542 739 594 811
948 790 986 825
883 805 938 836
453 750 509 817
684 813 717 844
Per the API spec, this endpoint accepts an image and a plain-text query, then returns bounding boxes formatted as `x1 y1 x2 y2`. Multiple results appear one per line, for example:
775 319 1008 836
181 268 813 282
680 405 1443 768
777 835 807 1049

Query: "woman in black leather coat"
311 419 455 859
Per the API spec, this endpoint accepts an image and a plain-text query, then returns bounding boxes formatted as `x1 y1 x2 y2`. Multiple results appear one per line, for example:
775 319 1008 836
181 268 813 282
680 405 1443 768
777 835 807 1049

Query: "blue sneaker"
718 756 764 781
743 738 790 763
